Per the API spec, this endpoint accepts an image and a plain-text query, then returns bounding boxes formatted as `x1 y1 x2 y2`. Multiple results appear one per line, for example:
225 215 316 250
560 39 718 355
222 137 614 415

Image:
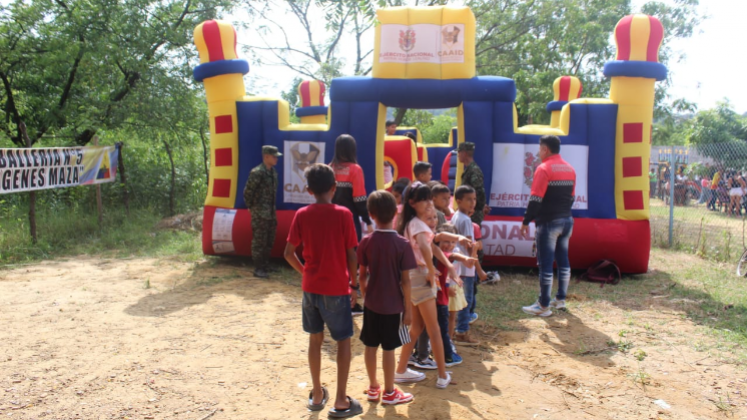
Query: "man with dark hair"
413 161 432 183
520 135 576 317
244 145 282 279
386 120 398 136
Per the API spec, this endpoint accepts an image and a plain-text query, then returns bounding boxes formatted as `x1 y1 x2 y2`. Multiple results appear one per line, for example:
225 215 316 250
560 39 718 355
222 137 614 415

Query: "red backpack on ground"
578 260 621 287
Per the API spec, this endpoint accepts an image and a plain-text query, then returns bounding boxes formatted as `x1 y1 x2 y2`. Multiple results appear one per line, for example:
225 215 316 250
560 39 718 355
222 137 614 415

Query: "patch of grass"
634 349 647 361
0 206 202 266
477 247 747 364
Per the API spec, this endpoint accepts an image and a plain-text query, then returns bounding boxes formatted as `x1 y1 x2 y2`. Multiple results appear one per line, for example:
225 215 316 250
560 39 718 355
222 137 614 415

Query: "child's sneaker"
445 353 463 367
366 385 381 402
549 299 566 309
394 368 426 383
436 371 452 389
469 313 479 324
411 357 437 370
381 388 413 405
522 301 552 317
351 303 364 316
407 353 419 367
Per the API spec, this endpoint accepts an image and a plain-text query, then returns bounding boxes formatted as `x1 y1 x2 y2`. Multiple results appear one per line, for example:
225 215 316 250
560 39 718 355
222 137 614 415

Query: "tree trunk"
19 122 37 244
199 124 210 187
93 136 103 227
162 137 176 216
394 108 408 125
115 142 130 217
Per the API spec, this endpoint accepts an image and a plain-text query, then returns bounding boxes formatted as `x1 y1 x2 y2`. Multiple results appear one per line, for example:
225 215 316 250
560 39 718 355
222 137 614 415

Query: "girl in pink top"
394 183 452 389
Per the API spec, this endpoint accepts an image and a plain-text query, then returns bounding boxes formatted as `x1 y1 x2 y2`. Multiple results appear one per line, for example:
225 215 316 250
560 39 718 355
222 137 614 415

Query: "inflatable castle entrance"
192 9 666 273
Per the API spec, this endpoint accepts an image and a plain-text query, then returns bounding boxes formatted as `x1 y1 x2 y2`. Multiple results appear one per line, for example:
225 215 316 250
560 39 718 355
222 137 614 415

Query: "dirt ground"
1 256 745 420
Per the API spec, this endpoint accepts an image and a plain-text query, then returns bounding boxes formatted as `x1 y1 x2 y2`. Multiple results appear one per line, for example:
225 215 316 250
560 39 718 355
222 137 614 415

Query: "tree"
472 0 701 125
0 0 234 147
687 101 747 170
243 0 380 86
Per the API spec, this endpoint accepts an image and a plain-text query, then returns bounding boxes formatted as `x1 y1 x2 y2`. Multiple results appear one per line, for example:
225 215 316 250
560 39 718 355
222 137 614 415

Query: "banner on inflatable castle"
488 144 588 210
379 24 466 64
283 141 326 204
0 146 118 194
212 208 237 254
480 220 537 258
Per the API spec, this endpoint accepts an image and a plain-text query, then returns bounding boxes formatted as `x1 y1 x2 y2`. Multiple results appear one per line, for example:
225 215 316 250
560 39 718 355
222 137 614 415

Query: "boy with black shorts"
358 191 417 405
284 163 362 418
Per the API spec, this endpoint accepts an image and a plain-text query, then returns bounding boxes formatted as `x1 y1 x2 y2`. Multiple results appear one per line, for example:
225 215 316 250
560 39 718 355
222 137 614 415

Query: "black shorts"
359 307 410 351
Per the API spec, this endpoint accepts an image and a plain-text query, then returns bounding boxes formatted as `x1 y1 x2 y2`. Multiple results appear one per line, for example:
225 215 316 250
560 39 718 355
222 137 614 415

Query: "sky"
235 0 747 114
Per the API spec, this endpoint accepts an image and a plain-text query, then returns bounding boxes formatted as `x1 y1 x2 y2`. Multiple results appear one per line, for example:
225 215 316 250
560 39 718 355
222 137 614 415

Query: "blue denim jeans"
437 304 453 360
302 292 353 341
456 276 476 334
536 217 574 308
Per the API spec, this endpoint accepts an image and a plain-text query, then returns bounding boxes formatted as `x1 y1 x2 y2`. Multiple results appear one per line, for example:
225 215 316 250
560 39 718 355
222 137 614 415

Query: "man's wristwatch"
350 283 360 290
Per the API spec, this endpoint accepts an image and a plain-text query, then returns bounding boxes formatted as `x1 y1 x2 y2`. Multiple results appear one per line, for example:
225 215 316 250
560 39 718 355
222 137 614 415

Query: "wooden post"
116 142 130 216
19 122 37 244
93 136 103 226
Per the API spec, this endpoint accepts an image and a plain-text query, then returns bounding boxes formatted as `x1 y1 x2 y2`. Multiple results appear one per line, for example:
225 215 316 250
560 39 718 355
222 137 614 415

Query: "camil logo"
399 29 416 52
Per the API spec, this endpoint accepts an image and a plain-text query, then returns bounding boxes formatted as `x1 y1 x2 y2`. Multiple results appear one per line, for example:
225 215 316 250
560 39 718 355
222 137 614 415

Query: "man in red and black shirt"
519 135 576 317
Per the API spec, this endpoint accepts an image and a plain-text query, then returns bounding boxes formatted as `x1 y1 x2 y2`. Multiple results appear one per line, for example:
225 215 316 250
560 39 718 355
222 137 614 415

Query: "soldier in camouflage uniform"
458 142 489 226
244 145 281 279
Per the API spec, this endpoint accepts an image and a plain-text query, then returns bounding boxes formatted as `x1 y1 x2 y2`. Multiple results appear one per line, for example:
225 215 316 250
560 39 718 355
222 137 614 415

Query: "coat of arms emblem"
290 142 321 179
441 25 460 47
524 152 541 188
399 29 416 52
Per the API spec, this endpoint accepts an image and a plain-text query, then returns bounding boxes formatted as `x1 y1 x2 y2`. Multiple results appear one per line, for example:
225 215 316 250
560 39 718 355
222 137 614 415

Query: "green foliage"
0 0 234 147
401 109 456 144
422 113 456 144
0 206 202 265
471 0 701 124
687 101 747 169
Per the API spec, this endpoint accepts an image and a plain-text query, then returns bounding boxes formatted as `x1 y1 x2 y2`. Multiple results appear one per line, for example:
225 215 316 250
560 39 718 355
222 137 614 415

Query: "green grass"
649 197 746 261
0 206 202 266
479 248 747 364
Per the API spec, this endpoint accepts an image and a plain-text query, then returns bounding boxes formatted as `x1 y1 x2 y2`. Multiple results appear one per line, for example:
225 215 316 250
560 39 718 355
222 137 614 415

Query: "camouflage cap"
457 142 475 152
262 145 282 157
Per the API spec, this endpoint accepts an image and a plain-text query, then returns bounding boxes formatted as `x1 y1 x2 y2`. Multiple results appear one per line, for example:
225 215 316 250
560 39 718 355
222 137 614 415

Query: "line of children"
287 162 495 417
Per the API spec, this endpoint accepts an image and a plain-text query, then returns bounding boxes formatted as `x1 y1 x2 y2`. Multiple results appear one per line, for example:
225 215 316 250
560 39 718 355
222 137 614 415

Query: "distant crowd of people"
650 165 747 217
243 127 577 417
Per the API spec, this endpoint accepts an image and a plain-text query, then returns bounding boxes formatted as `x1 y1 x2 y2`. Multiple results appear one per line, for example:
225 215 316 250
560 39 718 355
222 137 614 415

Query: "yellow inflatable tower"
604 14 666 221
295 80 328 125
193 20 249 209
546 76 583 128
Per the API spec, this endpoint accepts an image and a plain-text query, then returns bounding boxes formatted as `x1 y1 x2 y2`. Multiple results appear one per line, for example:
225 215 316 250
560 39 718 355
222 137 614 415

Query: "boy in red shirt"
358 191 417 405
284 163 362 418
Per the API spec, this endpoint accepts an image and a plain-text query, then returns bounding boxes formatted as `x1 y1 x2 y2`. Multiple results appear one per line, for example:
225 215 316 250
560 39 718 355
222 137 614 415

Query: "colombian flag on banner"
80 146 119 185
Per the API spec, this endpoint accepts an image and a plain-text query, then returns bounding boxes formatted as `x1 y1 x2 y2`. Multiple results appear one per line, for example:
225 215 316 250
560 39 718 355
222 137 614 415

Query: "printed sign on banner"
480 220 536 258
283 141 325 204
0 146 118 194
212 208 236 254
489 144 588 210
379 24 465 64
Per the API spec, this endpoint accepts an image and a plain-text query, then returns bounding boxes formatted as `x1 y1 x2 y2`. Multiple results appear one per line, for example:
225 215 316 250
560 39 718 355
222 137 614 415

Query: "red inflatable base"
202 207 650 274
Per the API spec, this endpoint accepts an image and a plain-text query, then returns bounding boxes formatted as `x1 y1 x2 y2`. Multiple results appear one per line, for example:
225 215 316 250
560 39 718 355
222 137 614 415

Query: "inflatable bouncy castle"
193 8 666 273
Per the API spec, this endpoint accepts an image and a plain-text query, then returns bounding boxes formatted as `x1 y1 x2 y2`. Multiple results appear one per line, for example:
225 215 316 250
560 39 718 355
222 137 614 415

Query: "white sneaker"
522 302 552 317
549 299 566 309
436 371 452 389
394 368 426 383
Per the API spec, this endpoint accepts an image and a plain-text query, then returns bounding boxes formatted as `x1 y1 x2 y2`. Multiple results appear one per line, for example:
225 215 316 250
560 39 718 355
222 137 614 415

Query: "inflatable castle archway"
193 9 666 273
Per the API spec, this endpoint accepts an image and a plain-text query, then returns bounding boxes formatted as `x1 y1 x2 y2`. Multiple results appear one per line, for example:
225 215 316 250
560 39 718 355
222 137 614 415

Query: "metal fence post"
669 148 675 247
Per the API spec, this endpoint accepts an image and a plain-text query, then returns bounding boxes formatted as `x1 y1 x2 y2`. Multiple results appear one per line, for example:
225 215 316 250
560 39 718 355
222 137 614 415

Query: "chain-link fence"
649 143 747 262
